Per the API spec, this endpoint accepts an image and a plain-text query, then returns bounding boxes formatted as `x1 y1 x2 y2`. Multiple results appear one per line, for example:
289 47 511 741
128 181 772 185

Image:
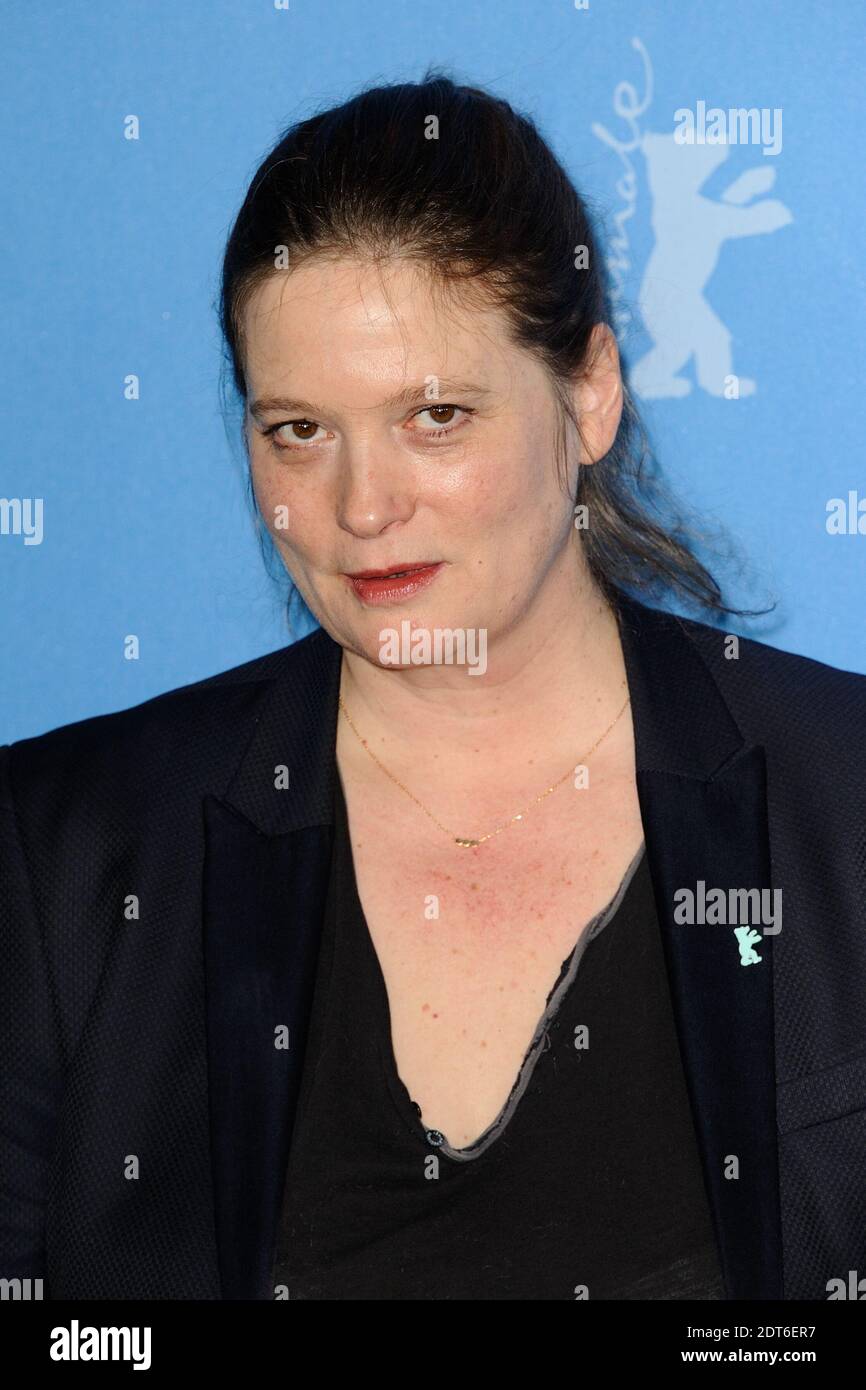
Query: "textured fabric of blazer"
2 591 866 1301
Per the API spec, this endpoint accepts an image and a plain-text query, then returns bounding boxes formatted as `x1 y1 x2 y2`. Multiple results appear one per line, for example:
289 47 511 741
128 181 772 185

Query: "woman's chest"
337 782 645 1147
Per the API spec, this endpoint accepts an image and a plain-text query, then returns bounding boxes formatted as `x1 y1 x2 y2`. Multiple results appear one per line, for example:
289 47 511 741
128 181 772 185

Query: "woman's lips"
345 562 444 605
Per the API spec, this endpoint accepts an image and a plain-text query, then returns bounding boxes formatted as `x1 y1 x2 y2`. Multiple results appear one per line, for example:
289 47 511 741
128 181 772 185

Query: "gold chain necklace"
337 682 630 848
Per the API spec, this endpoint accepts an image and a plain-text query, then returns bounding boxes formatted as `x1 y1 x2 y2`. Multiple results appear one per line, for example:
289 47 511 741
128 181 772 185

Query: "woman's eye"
264 419 324 450
410 404 471 436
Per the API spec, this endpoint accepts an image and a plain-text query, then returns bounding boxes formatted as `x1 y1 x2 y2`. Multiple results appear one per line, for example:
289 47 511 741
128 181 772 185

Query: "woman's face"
241 255 612 666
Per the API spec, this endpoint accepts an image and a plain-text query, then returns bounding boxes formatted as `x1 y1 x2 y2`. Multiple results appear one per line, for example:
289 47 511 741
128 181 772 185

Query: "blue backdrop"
3 0 864 742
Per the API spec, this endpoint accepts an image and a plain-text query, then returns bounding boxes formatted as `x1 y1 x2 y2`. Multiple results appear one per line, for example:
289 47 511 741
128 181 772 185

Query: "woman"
2 75 865 1303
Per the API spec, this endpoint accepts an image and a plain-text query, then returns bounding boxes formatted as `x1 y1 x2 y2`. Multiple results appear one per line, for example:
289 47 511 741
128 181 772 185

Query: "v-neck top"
271 774 726 1300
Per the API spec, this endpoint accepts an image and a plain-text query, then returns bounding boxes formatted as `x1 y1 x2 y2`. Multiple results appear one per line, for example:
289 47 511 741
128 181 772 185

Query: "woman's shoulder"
674 604 866 765
1 625 334 815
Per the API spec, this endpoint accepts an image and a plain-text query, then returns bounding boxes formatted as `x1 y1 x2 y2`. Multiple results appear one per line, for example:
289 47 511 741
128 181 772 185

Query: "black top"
272 775 725 1301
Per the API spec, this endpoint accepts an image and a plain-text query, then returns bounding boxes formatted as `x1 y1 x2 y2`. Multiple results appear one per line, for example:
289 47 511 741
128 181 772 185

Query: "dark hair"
219 71 756 622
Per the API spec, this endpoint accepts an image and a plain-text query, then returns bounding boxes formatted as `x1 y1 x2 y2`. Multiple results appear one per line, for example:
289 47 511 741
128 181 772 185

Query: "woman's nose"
335 438 416 538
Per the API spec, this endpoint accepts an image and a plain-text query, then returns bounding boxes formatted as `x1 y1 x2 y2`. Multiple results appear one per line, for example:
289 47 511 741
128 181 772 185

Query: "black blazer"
2 592 866 1301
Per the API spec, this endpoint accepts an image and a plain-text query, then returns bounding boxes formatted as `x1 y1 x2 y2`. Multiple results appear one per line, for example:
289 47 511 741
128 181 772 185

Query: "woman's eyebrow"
248 380 494 419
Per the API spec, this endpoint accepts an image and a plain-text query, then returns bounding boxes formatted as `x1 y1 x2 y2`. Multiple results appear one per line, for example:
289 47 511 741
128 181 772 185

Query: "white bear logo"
631 132 792 399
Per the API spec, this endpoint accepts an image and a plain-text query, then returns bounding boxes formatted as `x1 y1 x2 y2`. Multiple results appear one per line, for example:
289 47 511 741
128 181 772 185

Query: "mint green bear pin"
734 926 763 966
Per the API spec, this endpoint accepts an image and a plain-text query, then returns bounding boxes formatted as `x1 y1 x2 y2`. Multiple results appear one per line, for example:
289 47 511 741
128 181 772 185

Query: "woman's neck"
336 555 629 785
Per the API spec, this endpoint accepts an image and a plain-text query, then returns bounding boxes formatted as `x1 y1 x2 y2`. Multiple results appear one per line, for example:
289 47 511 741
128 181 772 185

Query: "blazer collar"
203 592 783 1300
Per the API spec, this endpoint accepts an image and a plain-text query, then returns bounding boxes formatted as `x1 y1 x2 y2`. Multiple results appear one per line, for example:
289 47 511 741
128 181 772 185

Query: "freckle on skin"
422 1003 430 1012
480 1040 487 1048
432 1013 439 1019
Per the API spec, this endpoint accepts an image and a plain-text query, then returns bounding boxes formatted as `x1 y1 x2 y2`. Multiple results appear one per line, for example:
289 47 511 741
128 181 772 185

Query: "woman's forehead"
242 255 507 342
241 258 527 398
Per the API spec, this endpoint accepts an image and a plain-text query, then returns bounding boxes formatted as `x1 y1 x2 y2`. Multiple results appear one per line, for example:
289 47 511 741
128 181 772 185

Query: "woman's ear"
571 323 624 464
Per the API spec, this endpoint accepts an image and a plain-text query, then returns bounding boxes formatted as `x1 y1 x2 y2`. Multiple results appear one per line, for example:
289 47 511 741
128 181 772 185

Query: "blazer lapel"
201 627 343 1299
616 595 783 1300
